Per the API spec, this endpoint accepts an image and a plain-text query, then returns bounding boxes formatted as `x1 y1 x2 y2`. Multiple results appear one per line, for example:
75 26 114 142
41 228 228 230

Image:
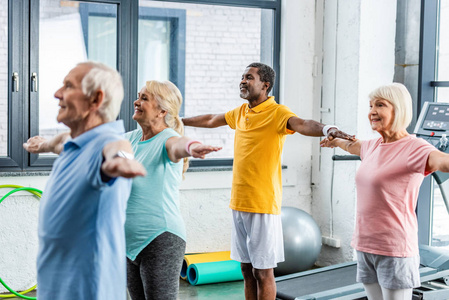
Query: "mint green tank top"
124 128 186 260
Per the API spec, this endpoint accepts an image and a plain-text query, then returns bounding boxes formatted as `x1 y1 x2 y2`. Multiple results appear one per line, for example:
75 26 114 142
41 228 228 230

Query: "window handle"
12 72 19 92
31 72 38 92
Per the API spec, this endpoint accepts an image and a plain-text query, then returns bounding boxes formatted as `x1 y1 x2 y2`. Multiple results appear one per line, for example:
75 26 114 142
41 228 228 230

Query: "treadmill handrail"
431 172 449 216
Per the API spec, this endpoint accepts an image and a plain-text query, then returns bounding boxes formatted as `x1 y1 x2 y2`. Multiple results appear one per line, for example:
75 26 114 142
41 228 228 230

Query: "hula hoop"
0 185 41 300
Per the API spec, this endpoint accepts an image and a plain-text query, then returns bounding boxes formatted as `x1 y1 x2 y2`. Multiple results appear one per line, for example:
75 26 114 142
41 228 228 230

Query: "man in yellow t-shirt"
183 62 354 300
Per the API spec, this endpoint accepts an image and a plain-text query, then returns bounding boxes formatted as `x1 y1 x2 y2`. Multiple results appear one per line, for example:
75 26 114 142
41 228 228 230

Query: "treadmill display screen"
422 105 449 131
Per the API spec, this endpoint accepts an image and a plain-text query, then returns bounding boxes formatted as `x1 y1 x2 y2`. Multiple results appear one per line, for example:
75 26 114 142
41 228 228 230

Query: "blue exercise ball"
274 207 322 276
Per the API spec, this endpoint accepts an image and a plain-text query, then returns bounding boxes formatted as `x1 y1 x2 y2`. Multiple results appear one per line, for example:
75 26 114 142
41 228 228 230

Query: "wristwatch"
113 150 135 160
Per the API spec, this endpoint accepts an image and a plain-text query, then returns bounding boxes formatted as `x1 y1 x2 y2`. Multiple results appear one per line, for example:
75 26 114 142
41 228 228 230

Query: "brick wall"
40 0 79 19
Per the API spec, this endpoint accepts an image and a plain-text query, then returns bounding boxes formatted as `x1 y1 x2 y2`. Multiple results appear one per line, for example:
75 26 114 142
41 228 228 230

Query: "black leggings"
127 232 186 300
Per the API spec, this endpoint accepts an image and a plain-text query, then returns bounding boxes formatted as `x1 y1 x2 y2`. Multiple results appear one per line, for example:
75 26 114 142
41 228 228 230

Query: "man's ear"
264 82 270 91
263 82 270 95
90 90 104 110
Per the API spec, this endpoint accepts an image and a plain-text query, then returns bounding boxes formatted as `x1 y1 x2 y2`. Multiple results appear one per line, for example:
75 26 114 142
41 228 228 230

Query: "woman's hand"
166 136 222 161
320 137 340 148
188 143 222 159
320 137 362 156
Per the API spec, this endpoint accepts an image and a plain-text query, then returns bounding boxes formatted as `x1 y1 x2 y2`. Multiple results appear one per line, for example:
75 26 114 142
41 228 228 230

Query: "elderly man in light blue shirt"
23 61 146 300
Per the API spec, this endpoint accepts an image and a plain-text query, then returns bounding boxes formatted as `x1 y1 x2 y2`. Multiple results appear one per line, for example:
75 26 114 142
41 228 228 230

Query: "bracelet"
322 125 339 136
185 140 202 155
113 150 135 160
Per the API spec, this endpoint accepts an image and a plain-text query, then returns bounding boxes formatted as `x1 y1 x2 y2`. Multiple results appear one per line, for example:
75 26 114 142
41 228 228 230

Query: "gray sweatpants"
127 232 186 300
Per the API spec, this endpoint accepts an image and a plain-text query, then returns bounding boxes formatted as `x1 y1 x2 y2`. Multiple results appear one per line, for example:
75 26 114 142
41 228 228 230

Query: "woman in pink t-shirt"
321 83 449 300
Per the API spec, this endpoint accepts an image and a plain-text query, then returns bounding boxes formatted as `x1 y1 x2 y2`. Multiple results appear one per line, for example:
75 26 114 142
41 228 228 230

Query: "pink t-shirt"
352 135 436 257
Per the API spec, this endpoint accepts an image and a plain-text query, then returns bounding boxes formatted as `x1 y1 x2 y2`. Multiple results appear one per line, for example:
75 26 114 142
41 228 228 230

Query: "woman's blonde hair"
145 80 189 173
368 83 413 132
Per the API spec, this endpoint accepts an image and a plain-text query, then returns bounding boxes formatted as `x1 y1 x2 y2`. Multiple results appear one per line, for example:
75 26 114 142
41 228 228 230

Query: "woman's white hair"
369 82 413 132
145 80 189 174
145 80 184 136
78 61 124 122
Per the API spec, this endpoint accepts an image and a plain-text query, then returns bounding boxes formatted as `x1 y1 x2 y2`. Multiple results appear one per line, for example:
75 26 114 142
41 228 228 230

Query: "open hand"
320 137 340 148
189 144 222 159
23 136 48 153
23 132 70 154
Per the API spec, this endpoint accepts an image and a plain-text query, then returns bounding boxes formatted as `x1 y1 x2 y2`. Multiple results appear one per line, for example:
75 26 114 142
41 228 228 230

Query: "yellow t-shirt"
225 97 297 215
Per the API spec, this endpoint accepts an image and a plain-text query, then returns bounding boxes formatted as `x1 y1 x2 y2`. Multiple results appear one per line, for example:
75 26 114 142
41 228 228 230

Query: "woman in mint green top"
125 80 221 300
125 127 185 260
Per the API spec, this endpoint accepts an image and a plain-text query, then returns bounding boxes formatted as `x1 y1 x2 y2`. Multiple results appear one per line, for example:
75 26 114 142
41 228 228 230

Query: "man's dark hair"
247 62 276 94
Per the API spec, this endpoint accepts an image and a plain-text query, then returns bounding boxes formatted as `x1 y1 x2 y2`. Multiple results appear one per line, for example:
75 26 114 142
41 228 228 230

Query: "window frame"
417 0 449 245
418 0 439 108
79 4 187 122
1 0 29 171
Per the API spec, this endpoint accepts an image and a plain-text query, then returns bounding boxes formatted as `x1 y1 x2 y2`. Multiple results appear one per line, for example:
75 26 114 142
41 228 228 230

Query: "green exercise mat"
187 260 243 285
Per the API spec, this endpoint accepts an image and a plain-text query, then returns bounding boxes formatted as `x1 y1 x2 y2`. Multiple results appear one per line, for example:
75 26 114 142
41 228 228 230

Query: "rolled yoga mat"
187 260 243 285
180 251 231 279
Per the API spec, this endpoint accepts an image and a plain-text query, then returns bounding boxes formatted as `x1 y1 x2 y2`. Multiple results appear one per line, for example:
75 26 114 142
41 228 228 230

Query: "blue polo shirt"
37 120 132 300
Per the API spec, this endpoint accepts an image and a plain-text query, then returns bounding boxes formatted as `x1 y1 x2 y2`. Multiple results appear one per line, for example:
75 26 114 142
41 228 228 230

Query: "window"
0 0 281 171
418 0 449 248
32 0 128 168
137 6 186 106
79 3 187 107
37 2 118 156
138 1 280 164
1 0 129 171
419 0 449 104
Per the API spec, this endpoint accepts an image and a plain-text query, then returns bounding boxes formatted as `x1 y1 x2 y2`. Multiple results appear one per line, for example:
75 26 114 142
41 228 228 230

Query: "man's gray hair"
78 61 124 122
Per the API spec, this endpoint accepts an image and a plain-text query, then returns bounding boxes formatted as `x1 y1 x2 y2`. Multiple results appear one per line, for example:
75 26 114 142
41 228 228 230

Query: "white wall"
314 0 397 266
280 0 317 215
0 176 48 292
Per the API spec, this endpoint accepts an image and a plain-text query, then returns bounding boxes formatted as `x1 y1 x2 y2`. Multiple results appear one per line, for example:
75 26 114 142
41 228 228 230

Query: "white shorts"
230 210 284 269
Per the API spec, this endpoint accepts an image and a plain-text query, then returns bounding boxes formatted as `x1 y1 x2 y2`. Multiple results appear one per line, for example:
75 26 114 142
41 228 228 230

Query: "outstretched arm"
182 114 227 128
287 116 355 141
165 136 222 162
320 137 362 156
23 132 70 154
101 140 147 179
426 150 449 173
